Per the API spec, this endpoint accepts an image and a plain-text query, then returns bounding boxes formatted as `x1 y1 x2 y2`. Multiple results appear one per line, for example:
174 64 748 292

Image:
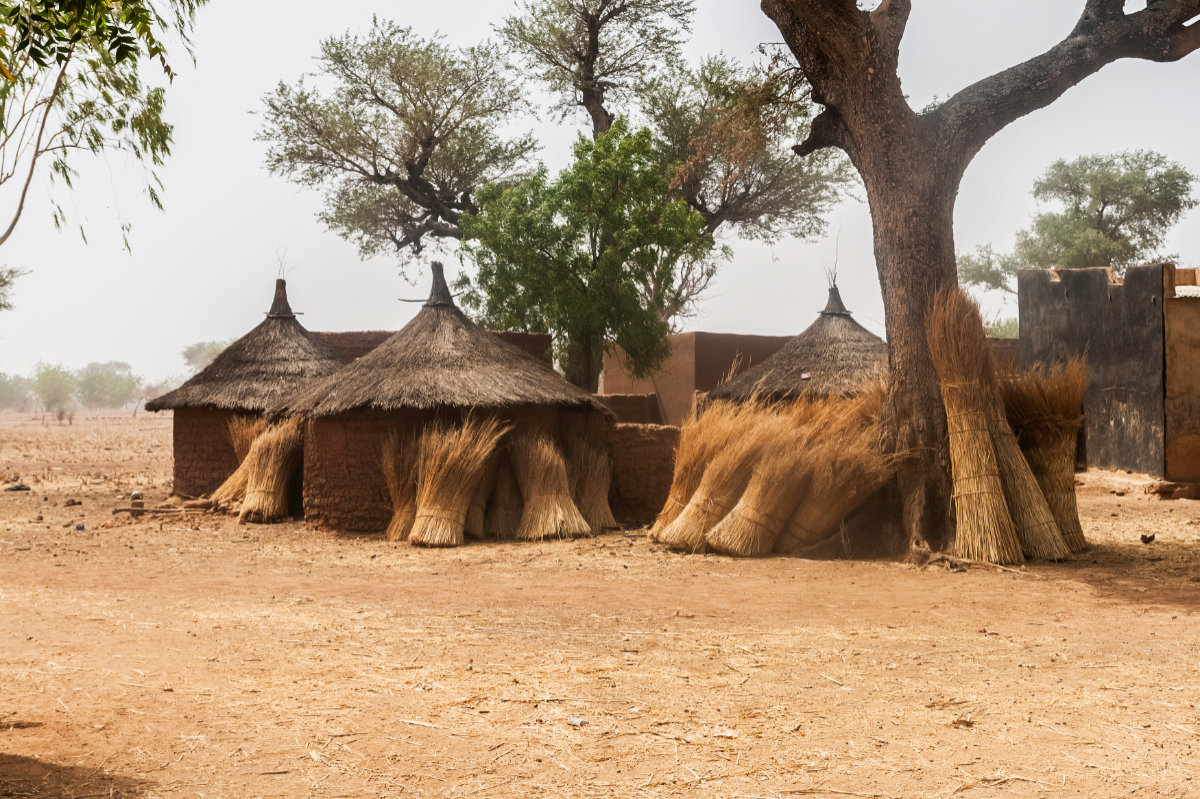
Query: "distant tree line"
0 362 180 417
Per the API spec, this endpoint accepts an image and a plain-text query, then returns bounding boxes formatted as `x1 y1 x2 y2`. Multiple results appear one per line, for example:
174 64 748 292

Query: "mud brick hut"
146 280 343 498
707 285 888 404
274 263 610 533
1020 263 1200 481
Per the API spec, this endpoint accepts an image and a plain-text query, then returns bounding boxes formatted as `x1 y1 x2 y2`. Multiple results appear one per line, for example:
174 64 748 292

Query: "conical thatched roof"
146 279 344 412
707 286 888 403
275 262 604 417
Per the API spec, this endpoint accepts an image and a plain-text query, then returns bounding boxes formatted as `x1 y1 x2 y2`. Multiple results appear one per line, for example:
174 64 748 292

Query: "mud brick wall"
594 394 663 425
608 423 679 525
303 415 396 533
1019 265 1167 476
172 408 240 498
1165 291 1200 481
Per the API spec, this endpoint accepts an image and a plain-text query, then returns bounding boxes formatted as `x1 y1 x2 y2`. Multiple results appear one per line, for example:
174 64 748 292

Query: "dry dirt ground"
2 411 1200 799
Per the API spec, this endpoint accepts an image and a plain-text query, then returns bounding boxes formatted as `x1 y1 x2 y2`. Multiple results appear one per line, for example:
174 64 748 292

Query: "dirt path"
2 412 1200 798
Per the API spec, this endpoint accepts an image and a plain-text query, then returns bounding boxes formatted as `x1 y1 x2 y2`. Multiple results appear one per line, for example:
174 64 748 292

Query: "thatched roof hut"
277 263 602 417
147 279 343 498
284 262 610 535
707 286 887 403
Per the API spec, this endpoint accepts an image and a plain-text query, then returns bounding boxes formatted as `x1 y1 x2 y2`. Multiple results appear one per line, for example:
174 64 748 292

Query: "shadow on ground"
0 753 150 798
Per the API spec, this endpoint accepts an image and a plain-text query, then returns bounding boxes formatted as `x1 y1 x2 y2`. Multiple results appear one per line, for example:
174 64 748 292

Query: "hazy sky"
1 1 1197 381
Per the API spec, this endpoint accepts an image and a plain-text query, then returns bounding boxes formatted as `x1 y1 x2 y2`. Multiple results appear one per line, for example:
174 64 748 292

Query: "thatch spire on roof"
707 283 887 403
274 263 605 418
145 279 343 413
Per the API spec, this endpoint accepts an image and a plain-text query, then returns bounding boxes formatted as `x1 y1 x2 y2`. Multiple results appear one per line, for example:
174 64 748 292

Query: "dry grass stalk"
509 430 591 541
927 288 1023 565
776 398 896 554
484 453 522 540
239 416 304 524
380 430 418 542
1002 358 1088 552
649 401 743 541
409 416 510 548
657 406 785 554
564 432 618 533
991 421 1070 560
210 416 268 506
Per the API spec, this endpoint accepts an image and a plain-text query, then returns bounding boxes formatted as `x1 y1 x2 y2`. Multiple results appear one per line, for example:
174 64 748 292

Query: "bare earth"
2 412 1199 799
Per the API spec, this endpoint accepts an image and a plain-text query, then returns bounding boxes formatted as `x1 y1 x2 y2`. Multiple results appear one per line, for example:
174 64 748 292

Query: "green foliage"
0 1 204 80
959 150 1197 294
76 361 140 408
499 0 694 129
257 20 535 265
181 340 228 372
0 371 31 409
0 265 25 309
985 316 1019 339
639 54 852 244
33 362 76 414
460 120 714 390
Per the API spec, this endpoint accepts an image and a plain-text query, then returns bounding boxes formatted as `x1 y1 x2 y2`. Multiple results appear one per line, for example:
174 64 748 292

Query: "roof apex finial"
426 261 455 307
267 278 294 318
821 284 850 316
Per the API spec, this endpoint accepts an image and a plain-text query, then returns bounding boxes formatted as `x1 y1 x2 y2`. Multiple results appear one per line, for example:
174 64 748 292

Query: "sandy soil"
2 410 1200 799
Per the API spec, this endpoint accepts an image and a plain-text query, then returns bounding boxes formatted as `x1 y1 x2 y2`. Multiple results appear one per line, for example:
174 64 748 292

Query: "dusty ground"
2 411 1200 799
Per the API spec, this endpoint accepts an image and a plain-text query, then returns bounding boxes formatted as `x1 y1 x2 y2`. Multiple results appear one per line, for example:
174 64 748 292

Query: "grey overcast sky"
1 1 1197 381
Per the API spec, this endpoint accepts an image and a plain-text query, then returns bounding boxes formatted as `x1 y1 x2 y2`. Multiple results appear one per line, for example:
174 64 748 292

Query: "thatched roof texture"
277 262 604 417
146 280 343 412
707 286 887 402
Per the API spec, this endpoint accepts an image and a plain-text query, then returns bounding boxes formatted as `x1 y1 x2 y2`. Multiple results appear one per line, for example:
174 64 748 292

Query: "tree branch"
869 0 911 63
792 108 851 158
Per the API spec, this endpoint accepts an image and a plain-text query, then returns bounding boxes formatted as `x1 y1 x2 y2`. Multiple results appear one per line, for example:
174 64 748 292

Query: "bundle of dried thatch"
926 288 1023 565
409 416 510 547
239 416 304 524
380 430 418 542
484 453 523 539
1002 358 1088 552
210 416 267 506
509 430 591 541
649 401 742 541
776 394 896 554
657 405 786 553
465 454 499 540
563 425 618 533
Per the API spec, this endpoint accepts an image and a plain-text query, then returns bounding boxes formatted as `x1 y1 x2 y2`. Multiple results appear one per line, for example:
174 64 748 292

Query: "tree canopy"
258 20 535 265
960 150 1197 294
459 120 713 390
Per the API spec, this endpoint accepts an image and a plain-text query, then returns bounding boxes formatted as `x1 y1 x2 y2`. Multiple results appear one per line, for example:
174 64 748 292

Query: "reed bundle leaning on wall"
210 416 268 506
484 451 523 540
239 416 304 524
509 430 591 541
380 430 418 542
657 404 787 554
649 401 743 542
1002 358 1088 552
409 416 510 548
926 288 1024 565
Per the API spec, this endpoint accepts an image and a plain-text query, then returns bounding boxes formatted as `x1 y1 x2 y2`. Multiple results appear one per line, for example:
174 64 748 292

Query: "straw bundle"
509 430 591 541
1002 359 1088 552
649 401 742 541
210 416 268 505
239 416 304 524
657 406 785 553
380 430 418 542
465 453 499 540
564 432 618 533
776 400 896 554
926 288 1023 565
409 416 510 547
484 453 523 539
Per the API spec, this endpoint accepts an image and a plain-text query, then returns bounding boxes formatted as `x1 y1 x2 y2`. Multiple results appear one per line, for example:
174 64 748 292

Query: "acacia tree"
761 0 1200 550
960 150 1197 294
258 21 535 264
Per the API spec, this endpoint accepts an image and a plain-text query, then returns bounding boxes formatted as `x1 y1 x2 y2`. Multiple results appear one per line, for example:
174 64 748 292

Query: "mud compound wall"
171 408 240 498
303 414 395 533
594 394 663 425
608 423 680 525
1019 265 1167 476
1165 278 1200 482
